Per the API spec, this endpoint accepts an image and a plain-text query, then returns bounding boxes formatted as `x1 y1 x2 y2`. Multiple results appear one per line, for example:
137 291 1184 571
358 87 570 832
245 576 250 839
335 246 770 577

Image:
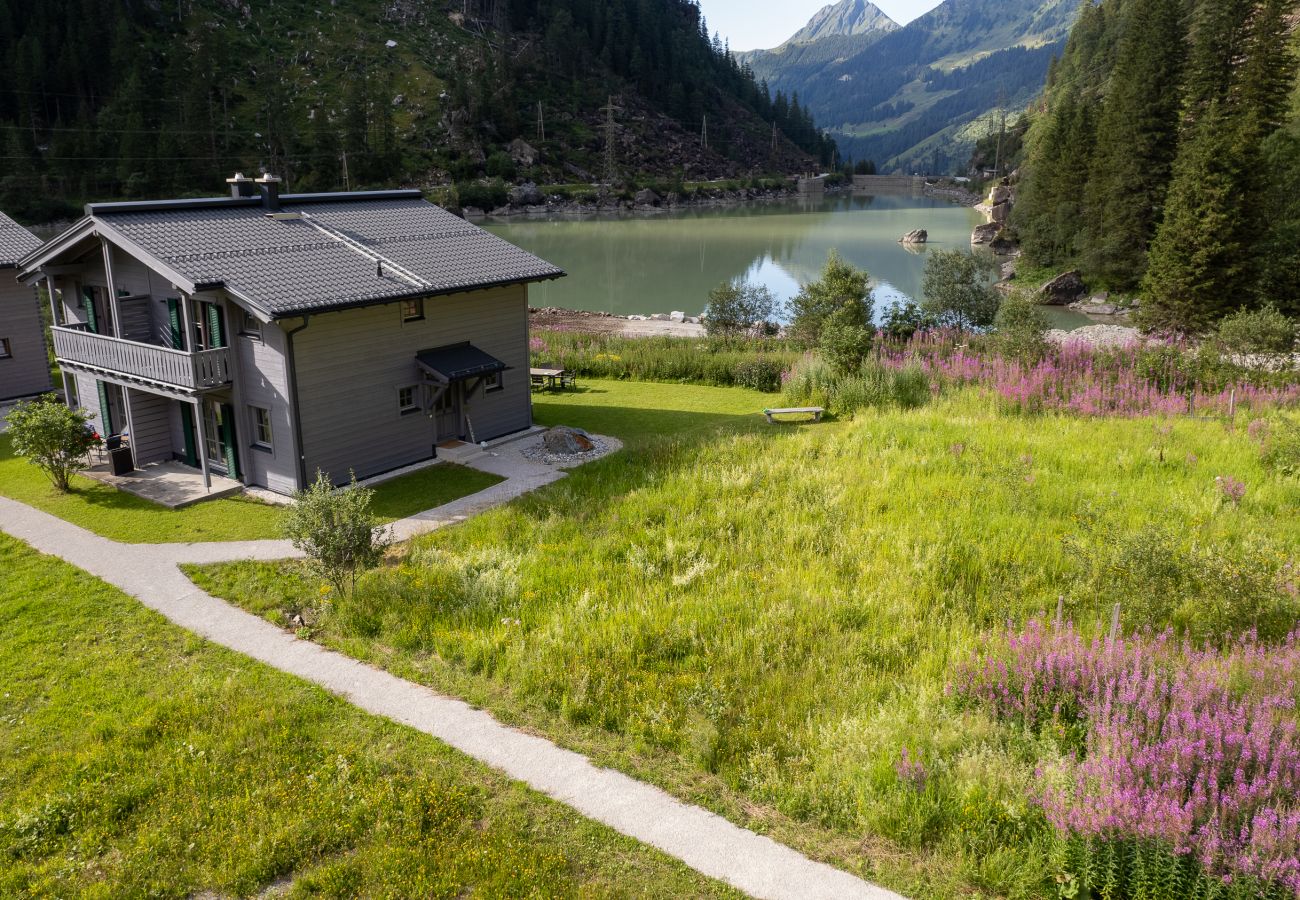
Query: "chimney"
226 172 257 199
256 173 282 211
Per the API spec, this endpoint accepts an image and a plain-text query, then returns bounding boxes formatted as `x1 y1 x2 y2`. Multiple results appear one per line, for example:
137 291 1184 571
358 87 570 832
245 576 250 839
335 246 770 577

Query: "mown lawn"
191 380 1300 897
0 434 501 543
0 533 736 898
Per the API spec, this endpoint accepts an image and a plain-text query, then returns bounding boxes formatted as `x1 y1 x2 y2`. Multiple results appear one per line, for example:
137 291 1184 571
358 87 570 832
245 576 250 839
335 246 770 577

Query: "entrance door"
434 384 463 442
203 400 241 477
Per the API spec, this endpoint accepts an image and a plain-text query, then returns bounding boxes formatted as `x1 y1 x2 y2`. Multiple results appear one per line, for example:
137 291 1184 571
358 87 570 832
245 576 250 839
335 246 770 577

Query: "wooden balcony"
52 326 232 392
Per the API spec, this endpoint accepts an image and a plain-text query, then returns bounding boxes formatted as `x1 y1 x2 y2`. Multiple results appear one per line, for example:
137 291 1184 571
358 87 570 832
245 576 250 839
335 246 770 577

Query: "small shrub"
990 291 1049 361
703 281 779 337
921 250 1001 331
455 178 508 211
484 151 516 180
1260 413 1300 476
732 358 784 392
283 471 391 599
1216 304 1297 355
4 394 101 492
879 300 934 341
819 305 874 374
789 251 872 347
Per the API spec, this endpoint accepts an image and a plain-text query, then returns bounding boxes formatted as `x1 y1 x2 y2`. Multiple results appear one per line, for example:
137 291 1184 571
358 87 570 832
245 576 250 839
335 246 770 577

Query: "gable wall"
292 284 532 484
0 276 53 401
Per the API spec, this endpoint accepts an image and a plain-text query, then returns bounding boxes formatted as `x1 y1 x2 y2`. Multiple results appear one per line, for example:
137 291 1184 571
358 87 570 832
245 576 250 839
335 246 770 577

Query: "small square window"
483 371 504 393
398 385 421 415
241 311 263 340
249 406 273 449
0 338 10 359
402 298 424 323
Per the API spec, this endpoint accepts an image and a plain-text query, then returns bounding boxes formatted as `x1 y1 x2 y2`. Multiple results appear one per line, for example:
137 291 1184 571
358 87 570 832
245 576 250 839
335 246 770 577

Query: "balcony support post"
179 292 193 352
99 238 120 339
192 397 211 491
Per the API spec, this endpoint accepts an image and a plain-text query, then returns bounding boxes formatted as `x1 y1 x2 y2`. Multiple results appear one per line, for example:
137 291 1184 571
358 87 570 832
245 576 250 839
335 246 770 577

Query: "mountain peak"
782 0 898 48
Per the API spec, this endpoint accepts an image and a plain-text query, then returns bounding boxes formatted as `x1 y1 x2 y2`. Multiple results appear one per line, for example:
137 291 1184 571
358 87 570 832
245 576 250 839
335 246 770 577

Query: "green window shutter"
206 304 226 349
95 381 111 434
179 403 198 467
167 298 183 349
220 403 240 478
83 288 99 334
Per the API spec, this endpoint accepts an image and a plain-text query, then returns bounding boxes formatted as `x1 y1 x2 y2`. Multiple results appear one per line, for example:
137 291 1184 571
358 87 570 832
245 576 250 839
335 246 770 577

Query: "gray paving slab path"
0 440 905 900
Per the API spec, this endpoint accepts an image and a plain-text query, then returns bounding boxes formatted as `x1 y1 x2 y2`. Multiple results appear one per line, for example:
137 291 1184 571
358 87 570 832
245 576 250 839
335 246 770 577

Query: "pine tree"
1079 0 1186 290
1143 0 1299 330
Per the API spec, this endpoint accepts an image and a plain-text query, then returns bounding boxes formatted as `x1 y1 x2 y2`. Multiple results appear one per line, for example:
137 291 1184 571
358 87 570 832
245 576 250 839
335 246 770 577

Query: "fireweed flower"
954 621 1300 893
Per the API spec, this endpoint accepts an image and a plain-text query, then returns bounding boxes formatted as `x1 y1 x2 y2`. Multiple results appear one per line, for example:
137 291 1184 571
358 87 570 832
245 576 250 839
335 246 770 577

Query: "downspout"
283 315 311 490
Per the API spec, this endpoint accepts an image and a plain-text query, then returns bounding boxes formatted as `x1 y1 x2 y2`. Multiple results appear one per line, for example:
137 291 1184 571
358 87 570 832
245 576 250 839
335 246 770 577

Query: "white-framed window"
483 370 504 393
0 338 10 359
240 311 263 341
249 405 273 450
401 298 424 323
398 385 421 416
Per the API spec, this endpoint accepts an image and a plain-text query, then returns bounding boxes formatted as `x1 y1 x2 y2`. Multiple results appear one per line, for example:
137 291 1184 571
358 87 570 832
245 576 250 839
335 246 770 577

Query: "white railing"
52 326 231 391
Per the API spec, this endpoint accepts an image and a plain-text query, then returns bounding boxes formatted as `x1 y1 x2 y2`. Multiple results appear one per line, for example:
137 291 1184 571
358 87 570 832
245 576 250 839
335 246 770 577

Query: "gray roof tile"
95 196 563 316
0 211 41 268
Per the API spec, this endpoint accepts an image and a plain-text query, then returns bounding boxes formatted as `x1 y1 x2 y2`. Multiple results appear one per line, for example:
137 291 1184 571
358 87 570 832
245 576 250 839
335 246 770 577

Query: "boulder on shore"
989 201 1012 224
989 184 1013 204
899 229 928 244
634 188 661 207
508 181 545 207
509 138 538 167
1038 270 1088 305
543 426 595 455
972 222 1001 245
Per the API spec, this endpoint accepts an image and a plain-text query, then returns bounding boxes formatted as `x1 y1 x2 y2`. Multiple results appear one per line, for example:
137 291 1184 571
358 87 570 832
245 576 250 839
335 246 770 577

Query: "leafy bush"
283 471 391 598
455 178 508 211
819 305 874 374
484 151 516 180
732 358 784 392
4 394 101 492
789 251 872 347
879 300 935 341
1259 413 1300 476
1216 304 1297 354
989 291 1049 361
703 281 779 337
921 250 1001 331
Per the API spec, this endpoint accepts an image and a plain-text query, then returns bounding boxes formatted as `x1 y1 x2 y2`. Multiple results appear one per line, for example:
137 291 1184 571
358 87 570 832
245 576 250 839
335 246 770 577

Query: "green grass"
191 380 1300 897
0 434 501 543
0 533 737 898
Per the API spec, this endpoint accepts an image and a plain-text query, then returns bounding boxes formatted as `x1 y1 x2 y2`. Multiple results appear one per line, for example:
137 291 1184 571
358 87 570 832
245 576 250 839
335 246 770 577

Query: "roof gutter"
283 315 312 491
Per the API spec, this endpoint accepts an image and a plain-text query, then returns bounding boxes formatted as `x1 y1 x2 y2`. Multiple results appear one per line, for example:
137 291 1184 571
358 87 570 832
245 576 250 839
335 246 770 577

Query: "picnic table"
530 367 577 391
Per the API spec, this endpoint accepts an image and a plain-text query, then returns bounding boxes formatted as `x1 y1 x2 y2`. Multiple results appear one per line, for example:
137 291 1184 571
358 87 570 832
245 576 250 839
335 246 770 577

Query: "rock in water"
899 229 928 244
543 426 595 454
1038 271 1087 305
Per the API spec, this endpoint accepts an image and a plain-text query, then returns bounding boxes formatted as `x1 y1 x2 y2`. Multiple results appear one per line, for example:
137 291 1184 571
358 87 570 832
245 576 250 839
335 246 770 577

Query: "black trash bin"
109 445 135 476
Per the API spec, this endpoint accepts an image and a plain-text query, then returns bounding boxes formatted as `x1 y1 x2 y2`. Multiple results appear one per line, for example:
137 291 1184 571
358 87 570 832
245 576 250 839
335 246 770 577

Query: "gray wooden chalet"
17 174 563 495
0 211 54 401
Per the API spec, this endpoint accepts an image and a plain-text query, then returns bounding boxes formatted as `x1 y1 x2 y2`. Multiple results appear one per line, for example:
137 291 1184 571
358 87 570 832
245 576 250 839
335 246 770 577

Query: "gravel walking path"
0 443 901 900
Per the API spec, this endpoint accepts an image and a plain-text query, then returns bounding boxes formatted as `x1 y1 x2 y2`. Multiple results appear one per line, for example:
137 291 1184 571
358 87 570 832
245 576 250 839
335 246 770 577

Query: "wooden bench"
763 406 825 424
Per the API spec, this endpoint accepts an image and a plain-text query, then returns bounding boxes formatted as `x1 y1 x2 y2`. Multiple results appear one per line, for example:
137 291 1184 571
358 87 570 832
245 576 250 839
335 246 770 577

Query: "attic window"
240 311 263 341
402 298 424 323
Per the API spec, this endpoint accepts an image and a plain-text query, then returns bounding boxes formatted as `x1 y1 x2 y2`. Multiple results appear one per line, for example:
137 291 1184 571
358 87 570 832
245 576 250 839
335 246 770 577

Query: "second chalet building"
17 175 564 495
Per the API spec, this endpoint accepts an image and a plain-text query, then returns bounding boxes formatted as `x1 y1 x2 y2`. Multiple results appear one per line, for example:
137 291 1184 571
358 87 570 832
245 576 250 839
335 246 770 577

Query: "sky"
700 0 945 52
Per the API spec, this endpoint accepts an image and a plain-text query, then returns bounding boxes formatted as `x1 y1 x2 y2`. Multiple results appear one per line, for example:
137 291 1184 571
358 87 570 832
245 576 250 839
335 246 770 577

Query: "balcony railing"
52 326 231 391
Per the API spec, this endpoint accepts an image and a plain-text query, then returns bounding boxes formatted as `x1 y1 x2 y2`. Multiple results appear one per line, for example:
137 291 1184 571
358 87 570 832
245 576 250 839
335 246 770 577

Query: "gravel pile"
520 435 620 467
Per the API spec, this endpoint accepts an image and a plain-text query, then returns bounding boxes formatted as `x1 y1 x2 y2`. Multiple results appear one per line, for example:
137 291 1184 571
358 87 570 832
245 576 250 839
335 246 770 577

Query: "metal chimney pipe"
256 173 282 211
226 172 257 199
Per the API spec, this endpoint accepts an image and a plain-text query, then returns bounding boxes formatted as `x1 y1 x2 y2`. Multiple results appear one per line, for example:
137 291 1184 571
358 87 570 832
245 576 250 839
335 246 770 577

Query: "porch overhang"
415 343 508 384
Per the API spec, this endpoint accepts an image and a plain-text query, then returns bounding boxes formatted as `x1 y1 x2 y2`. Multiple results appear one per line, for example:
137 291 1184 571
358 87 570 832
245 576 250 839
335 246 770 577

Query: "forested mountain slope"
743 0 1077 173
1013 0 1300 330
0 0 834 221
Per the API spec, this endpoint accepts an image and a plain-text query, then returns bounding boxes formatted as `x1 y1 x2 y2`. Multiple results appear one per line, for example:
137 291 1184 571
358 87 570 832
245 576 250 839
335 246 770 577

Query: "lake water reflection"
484 192 1093 329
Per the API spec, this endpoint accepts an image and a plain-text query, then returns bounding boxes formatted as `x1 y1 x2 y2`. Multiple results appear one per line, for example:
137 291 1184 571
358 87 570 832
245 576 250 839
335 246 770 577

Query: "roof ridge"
164 241 342 264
